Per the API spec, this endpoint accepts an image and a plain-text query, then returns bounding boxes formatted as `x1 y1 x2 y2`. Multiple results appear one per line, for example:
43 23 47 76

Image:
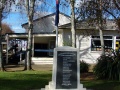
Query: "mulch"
81 72 95 80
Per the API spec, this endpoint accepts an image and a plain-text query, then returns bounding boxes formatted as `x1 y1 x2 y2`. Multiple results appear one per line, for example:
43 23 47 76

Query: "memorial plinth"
41 46 86 90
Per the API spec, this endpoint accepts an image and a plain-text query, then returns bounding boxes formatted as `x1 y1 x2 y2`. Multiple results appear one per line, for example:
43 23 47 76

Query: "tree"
0 0 15 71
17 0 71 70
25 0 35 70
76 0 106 55
117 19 120 30
17 0 77 70
0 23 14 71
102 0 120 29
17 0 49 70
63 0 76 47
18 0 36 70
70 0 76 48
1 23 14 34
98 0 105 55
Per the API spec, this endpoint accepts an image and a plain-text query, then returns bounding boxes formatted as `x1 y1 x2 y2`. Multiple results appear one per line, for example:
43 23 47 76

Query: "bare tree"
70 0 76 48
1 23 14 34
61 0 77 47
76 0 106 55
20 0 35 70
17 0 50 70
98 0 105 55
0 0 15 71
103 0 120 29
17 0 77 70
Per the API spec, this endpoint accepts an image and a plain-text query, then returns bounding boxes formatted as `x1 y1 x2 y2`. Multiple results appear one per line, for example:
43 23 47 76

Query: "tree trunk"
0 27 4 71
24 0 35 70
99 0 105 55
99 27 105 55
70 0 76 48
25 23 33 70
0 0 5 71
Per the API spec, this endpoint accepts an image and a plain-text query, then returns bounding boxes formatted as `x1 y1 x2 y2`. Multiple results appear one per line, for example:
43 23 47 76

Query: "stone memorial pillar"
41 46 86 90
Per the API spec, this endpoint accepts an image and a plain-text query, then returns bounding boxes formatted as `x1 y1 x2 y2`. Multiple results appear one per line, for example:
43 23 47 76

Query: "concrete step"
32 57 53 60
32 57 53 64
19 57 53 65
33 61 53 64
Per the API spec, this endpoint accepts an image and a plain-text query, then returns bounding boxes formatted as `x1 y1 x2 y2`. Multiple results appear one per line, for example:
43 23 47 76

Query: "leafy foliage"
80 60 89 73
94 49 120 80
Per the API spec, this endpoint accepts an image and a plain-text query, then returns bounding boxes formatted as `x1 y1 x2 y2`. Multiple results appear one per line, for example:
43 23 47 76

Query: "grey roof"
59 20 118 30
6 32 55 35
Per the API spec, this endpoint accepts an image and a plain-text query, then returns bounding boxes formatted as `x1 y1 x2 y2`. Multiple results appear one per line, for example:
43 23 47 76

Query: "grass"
81 80 120 90
1 71 120 90
0 71 52 90
0 67 120 90
80 72 120 90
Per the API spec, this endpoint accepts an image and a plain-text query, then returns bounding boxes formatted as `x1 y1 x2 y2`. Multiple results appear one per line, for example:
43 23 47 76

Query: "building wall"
59 29 120 64
34 37 55 44
58 29 64 46
23 14 70 33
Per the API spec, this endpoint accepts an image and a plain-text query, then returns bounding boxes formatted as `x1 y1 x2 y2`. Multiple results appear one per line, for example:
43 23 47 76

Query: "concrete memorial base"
41 81 86 90
41 46 86 90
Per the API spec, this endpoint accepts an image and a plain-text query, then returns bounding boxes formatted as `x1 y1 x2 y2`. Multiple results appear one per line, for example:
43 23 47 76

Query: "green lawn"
81 80 120 90
0 71 120 90
0 71 52 90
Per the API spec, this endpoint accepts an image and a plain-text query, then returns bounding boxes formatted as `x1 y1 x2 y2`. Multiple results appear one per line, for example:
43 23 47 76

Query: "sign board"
56 51 77 89
51 46 82 90
41 46 86 90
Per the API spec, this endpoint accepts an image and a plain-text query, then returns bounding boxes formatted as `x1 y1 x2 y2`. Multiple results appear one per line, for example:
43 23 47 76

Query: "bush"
93 49 120 80
80 60 89 73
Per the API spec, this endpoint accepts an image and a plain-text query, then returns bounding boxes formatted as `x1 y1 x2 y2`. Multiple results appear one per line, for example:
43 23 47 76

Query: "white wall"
60 29 119 64
23 13 70 33
58 29 63 46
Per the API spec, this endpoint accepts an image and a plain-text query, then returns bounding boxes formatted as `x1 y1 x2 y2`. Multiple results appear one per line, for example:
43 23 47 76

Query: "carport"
5 33 56 64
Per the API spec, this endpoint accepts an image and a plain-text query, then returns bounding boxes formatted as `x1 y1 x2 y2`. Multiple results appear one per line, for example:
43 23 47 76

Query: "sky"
2 0 117 33
2 12 27 33
1 0 56 33
1 0 80 33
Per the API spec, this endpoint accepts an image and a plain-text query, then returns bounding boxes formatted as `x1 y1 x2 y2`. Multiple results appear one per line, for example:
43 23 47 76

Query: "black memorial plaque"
56 51 77 89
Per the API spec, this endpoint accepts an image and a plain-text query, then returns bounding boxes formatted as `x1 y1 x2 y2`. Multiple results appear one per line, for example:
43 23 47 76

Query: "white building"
58 20 119 64
6 13 120 64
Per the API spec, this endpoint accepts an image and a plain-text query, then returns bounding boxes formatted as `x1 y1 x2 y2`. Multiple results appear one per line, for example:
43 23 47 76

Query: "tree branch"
102 6 117 19
113 0 120 10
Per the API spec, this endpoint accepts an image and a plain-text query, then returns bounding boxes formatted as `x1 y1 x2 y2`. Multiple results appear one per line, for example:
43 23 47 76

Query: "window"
116 36 120 50
91 36 113 51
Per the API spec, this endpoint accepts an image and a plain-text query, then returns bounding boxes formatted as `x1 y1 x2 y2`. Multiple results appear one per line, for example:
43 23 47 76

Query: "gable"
22 13 70 33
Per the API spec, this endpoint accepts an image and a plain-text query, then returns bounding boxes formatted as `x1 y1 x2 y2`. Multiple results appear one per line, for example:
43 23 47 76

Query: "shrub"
93 49 120 80
80 60 89 73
